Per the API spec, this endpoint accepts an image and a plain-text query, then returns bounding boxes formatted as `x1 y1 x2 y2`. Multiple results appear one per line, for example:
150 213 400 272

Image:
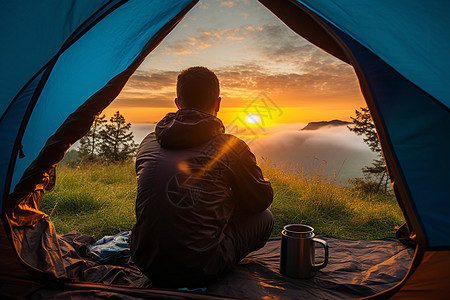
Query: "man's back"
131 108 273 287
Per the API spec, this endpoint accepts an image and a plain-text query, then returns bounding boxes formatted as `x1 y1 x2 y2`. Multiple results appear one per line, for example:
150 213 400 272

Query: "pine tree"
78 114 107 161
98 111 138 162
348 107 390 193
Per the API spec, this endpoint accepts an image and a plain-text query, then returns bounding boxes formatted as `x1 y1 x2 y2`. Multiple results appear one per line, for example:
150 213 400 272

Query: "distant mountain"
301 119 352 131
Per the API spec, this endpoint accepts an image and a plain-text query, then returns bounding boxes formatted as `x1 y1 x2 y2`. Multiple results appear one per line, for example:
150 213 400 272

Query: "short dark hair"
176 66 220 111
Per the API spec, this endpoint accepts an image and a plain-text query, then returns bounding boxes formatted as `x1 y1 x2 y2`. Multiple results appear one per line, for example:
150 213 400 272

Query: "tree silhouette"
348 107 390 193
78 114 107 161
98 111 138 162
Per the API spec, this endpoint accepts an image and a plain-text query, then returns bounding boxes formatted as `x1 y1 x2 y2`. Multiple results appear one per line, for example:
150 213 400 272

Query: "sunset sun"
245 113 262 124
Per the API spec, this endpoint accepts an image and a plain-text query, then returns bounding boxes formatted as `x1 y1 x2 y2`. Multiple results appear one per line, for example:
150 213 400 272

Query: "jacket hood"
155 108 225 149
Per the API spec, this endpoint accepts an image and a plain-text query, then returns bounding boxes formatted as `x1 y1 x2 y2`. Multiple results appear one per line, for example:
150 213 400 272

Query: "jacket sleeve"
229 137 273 213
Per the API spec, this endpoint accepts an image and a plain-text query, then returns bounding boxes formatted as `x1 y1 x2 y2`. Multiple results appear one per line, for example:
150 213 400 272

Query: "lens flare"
245 113 262 124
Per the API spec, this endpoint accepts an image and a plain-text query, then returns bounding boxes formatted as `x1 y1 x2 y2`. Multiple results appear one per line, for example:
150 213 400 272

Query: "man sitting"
131 66 274 288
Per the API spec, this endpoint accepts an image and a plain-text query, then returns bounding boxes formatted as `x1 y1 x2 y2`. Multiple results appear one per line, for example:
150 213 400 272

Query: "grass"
41 160 404 240
260 159 404 240
41 162 137 239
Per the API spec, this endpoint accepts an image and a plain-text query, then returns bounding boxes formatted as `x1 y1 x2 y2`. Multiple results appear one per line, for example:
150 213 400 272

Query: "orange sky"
105 0 366 125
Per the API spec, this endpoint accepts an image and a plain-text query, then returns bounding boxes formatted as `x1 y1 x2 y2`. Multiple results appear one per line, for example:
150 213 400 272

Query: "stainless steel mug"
280 224 329 278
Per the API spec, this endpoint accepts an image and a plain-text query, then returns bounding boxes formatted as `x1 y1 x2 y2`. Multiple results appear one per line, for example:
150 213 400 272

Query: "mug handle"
312 238 329 271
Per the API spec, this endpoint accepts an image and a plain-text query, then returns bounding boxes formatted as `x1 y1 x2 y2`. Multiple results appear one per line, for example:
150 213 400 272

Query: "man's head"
175 66 221 115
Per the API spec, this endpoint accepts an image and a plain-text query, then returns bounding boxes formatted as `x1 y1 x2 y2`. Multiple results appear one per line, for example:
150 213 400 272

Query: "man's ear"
175 98 182 109
214 97 221 113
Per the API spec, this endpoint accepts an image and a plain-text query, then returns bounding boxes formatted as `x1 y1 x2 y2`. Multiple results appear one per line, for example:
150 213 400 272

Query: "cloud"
246 26 263 31
220 1 234 8
113 95 174 108
235 0 250 5
199 2 209 9
197 42 212 49
214 62 357 103
239 12 249 19
118 55 360 109
120 21 361 109
161 25 259 56
156 23 357 99
128 122 377 181
131 124 157 144
249 24 354 76
113 70 177 107
251 24 314 57
247 125 376 180
226 36 244 40
164 40 197 55
121 70 177 89
162 31 216 56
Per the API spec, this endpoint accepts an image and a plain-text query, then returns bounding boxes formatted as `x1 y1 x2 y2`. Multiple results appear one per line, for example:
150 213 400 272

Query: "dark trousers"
150 209 274 288
225 209 274 265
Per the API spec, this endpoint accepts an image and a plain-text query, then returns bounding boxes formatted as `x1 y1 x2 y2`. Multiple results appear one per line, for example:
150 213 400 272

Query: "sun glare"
245 113 262 124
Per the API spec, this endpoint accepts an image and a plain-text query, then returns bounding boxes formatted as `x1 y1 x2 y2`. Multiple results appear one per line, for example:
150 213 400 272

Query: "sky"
104 0 366 125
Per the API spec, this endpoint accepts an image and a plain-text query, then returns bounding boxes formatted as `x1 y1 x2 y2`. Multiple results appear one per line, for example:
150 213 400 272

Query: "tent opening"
45 0 403 240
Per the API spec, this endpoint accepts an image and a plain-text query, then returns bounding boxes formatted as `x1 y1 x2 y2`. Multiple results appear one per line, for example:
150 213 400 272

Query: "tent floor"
21 222 413 299
209 236 413 299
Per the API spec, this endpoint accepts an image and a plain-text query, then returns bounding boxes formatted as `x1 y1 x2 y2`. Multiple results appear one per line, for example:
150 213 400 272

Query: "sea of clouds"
131 123 376 183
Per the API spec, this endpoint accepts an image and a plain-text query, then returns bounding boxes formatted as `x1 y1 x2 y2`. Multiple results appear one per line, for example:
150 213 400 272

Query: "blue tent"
0 0 448 298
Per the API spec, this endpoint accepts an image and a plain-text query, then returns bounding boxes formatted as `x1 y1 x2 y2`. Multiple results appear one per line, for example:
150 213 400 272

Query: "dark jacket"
131 108 273 286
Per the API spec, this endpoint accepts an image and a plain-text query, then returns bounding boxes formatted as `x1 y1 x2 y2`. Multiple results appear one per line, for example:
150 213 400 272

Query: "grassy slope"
42 161 404 240
41 162 137 239
260 161 404 240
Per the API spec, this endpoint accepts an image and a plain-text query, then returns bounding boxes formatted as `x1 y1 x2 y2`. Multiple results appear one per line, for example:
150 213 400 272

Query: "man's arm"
229 138 273 213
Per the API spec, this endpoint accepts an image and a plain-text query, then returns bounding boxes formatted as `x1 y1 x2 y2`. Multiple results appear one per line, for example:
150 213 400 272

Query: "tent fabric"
293 0 450 110
8 0 198 200
0 0 198 211
0 0 449 298
30 289 211 300
0 217 45 299
0 0 120 209
0 0 112 117
30 284 233 300
389 251 450 300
